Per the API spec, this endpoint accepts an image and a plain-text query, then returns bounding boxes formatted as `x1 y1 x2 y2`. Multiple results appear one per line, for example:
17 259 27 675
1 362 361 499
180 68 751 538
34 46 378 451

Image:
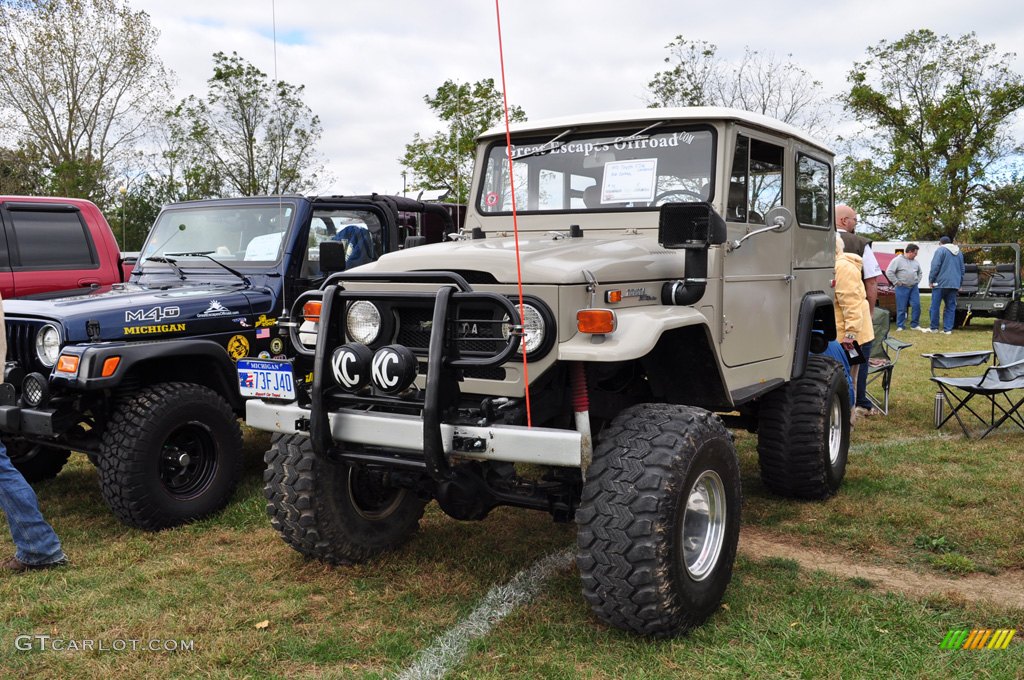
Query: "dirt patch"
740 527 1024 610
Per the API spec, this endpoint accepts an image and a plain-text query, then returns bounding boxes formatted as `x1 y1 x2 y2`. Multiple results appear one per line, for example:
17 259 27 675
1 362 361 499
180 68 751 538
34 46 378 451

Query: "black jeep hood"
4 282 275 343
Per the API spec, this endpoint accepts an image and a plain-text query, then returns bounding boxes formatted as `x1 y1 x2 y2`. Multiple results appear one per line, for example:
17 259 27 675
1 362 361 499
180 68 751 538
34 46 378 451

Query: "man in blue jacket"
927 236 966 334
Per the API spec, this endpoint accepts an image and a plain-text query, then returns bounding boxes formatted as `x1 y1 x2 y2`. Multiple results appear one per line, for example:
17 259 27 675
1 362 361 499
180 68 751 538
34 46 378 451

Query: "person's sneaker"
2 556 69 573
942 331 952 335
855 406 881 418
895 327 905 332
918 327 932 333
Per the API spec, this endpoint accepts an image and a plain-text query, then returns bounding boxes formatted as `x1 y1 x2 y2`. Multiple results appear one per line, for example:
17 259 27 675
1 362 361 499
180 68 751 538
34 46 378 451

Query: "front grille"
393 302 509 357
5 319 46 371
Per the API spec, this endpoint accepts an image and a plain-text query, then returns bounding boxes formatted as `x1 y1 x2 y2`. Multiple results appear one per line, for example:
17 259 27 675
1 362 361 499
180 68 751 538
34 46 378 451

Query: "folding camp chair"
924 319 1024 438
866 307 913 414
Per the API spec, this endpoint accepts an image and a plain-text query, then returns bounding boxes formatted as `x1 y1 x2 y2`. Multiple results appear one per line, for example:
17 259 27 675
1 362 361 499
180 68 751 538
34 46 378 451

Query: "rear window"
8 208 98 269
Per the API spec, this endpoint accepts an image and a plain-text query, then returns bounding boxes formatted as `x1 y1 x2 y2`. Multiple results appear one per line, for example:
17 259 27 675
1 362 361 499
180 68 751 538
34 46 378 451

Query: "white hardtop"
480 107 832 155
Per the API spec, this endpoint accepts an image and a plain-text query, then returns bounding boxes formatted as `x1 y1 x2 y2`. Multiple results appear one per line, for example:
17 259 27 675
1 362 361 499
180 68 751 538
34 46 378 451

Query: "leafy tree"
0 0 171 204
645 36 832 138
167 51 324 197
0 145 46 195
972 177 1024 244
838 30 1024 240
401 79 525 204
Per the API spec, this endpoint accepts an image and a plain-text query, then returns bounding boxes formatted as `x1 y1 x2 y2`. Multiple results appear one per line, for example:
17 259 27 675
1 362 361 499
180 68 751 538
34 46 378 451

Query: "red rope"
494 0 532 427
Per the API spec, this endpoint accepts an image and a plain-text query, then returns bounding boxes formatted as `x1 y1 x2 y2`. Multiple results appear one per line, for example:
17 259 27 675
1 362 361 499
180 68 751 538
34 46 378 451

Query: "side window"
9 209 98 269
727 136 749 221
796 154 832 228
728 135 785 223
302 209 384 278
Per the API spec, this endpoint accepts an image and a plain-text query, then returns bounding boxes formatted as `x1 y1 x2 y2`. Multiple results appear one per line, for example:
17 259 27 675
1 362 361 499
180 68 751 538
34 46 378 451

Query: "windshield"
140 203 295 267
477 126 715 214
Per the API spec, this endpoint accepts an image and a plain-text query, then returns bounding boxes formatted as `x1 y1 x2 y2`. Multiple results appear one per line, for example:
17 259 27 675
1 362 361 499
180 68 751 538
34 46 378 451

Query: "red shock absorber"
570 361 589 412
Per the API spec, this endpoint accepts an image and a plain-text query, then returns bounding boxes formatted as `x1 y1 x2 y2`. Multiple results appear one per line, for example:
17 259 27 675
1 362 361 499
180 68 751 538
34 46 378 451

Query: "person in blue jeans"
0 442 68 571
0 295 67 572
928 236 966 334
885 243 922 330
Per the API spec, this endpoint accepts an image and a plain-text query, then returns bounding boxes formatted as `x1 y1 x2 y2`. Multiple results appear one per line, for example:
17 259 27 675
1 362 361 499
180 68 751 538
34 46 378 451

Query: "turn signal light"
577 309 617 334
605 290 623 303
303 300 323 323
56 355 80 374
101 356 121 378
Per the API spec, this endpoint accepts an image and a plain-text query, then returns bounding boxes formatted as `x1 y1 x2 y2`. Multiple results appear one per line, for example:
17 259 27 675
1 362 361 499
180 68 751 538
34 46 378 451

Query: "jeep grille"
5 318 47 372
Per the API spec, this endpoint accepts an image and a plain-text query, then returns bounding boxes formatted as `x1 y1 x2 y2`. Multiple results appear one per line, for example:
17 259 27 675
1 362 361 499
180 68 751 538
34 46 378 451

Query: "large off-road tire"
264 433 426 564
576 404 741 637
8 441 71 483
97 382 243 530
757 354 850 500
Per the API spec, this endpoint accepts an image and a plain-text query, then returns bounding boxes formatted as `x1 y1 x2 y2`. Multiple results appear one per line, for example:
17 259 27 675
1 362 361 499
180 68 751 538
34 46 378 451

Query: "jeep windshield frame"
476 124 716 215
137 202 298 272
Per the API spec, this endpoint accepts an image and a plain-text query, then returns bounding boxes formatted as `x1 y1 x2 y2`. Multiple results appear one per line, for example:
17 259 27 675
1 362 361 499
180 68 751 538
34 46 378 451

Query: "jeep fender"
790 292 836 380
51 339 244 410
558 306 731 410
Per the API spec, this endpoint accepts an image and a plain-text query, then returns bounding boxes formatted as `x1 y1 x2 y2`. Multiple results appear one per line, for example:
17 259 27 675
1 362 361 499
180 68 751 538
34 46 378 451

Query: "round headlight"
502 304 545 355
346 301 382 345
35 324 62 367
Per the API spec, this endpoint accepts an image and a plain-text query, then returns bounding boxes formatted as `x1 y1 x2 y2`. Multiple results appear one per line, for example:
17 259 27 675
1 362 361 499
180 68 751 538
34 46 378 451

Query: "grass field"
1 313 1022 678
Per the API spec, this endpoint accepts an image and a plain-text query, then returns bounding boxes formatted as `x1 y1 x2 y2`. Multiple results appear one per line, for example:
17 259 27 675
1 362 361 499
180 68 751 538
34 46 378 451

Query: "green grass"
1 316 1021 677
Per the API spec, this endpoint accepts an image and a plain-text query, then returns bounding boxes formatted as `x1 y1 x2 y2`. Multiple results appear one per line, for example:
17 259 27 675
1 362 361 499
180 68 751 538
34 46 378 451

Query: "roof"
480 106 831 155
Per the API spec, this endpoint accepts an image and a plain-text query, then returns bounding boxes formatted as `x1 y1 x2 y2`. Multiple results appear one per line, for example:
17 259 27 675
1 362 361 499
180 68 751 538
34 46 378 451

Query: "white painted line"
396 548 575 680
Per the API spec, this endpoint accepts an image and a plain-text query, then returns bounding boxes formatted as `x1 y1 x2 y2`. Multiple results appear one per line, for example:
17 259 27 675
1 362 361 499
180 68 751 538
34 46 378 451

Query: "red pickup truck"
0 196 134 298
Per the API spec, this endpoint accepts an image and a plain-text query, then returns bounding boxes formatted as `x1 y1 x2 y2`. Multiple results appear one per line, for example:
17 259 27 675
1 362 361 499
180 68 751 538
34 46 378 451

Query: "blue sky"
133 0 1024 196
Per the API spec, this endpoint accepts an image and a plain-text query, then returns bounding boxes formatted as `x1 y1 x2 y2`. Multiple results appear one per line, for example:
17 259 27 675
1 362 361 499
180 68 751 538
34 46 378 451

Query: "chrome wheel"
681 470 727 581
828 393 843 466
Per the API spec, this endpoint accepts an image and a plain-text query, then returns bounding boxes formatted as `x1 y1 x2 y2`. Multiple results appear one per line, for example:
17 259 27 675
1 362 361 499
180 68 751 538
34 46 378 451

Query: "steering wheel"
653 189 705 206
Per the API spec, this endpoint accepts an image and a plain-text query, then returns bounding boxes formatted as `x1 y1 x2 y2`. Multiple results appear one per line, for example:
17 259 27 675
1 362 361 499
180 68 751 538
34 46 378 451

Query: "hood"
3 282 271 343
941 243 961 256
360 232 684 284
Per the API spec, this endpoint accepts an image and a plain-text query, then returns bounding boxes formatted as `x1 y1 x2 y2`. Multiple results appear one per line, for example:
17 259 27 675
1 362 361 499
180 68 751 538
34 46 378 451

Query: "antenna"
270 0 293 335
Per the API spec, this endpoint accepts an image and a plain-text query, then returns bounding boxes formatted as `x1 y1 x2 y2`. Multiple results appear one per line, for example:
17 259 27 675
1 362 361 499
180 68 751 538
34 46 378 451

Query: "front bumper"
0 404 74 437
246 399 582 468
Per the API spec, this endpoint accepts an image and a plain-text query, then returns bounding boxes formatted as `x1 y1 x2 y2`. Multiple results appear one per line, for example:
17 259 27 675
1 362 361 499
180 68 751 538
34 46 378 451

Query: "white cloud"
133 0 1024 196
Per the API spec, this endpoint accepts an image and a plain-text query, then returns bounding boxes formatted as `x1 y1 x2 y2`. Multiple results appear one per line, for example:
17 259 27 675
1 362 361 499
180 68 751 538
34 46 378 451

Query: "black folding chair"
924 319 1024 438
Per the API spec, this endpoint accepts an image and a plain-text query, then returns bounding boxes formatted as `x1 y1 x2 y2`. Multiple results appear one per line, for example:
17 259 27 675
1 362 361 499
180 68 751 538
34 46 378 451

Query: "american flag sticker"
257 328 270 339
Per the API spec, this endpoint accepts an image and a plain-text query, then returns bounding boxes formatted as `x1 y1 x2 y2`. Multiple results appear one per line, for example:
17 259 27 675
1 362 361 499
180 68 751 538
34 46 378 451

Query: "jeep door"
719 131 793 367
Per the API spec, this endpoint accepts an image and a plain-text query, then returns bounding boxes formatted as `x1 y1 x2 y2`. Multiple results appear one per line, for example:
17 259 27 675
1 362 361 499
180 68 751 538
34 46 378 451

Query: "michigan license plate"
237 359 295 400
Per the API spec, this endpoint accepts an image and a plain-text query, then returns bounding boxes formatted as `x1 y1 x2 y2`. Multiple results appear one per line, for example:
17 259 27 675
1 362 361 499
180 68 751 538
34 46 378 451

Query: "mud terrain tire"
98 382 243 530
757 354 850 499
9 441 71 483
576 403 741 637
264 433 426 564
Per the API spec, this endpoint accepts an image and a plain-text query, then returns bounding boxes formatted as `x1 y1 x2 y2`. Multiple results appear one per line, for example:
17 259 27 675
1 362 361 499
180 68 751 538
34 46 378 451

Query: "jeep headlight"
346 301 382 345
502 304 546 355
35 324 62 367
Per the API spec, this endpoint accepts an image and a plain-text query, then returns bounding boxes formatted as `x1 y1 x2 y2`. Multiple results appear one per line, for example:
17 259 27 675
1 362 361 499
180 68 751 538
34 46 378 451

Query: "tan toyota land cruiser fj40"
246 107 847 637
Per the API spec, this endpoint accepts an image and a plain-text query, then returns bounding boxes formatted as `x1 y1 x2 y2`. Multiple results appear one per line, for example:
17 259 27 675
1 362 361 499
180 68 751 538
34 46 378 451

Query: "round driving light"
371 345 418 394
330 343 374 391
502 304 545 354
35 324 62 367
22 372 49 408
346 301 382 344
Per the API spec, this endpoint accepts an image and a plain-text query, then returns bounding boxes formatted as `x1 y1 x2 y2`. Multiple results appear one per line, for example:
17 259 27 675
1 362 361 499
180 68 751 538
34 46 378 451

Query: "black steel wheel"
98 382 243 530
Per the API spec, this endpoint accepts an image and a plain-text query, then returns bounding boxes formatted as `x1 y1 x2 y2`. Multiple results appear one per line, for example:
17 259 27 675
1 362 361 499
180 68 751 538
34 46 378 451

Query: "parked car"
0 194 454 530
0 196 135 298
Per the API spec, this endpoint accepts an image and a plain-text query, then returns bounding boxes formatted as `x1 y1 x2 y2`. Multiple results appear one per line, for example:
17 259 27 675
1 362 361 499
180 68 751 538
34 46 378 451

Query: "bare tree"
646 36 832 138
0 0 171 199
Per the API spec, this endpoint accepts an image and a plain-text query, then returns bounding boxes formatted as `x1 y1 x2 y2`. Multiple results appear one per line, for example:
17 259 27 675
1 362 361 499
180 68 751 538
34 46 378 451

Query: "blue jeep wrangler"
1 194 454 529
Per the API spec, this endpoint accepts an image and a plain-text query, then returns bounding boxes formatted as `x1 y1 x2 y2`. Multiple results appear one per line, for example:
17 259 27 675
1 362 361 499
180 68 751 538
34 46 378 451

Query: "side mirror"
763 206 794 233
319 241 347 274
658 202 727 249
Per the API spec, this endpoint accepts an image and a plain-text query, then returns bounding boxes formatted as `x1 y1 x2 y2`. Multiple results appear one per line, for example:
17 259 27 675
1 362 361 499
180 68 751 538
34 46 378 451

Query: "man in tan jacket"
833 235 877 418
